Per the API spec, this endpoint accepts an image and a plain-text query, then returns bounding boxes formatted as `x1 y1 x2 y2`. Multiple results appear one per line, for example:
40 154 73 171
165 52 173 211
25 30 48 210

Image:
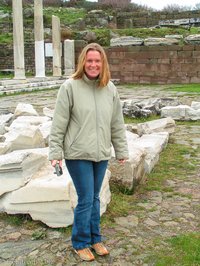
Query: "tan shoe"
91 242 109 256
74 247 95 261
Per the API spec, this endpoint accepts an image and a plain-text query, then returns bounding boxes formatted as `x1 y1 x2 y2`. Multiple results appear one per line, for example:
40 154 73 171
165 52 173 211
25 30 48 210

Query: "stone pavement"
0 85 199 265
0 123 199 266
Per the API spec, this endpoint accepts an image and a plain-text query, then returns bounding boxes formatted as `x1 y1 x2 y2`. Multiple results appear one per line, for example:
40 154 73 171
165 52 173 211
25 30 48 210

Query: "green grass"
147 233 200 266
0 6 12 13
141 142 197 192
0 213 33 226
31 230 47 240
101 132 198 225
119 83 200 93
101 183 135 227
43 7 86 25
92 28 111 47
0 32 13 44
0 72 14 79
113 27 199 39
166 83 200 93
124 114 160 124
121 83 162 88
176 120 200 126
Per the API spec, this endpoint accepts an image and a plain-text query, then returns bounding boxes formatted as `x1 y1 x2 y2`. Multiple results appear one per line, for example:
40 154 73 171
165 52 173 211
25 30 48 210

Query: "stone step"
0 78 120 95
0 76 65 86
0 85 61 96
2 80 65 90
0 77 66 95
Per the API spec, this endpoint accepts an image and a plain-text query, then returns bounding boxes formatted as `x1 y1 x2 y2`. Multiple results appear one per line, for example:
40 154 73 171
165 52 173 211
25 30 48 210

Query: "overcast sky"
87 0 200 10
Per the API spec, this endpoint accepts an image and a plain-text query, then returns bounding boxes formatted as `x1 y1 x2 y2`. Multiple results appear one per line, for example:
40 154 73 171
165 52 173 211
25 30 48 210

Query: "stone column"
34 0 45 78
52 15 61 77
12 0 26 79
64 40 75 77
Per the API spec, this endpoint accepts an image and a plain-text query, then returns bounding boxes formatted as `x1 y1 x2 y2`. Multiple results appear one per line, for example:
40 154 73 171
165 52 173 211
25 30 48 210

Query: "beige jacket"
49 75 128 162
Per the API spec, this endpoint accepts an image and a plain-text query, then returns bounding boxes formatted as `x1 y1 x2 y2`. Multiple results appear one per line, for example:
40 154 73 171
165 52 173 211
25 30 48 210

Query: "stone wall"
106 45 200 84
0 43 58 75
1 43 200 84
98 0 131 8
117 10 200 28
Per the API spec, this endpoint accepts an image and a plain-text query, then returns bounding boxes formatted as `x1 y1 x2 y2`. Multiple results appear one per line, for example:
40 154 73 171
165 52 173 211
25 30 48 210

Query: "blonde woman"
49 43 128 261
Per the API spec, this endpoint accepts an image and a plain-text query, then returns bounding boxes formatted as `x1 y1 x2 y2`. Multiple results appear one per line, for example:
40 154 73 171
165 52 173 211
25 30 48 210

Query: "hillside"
1 4 200 47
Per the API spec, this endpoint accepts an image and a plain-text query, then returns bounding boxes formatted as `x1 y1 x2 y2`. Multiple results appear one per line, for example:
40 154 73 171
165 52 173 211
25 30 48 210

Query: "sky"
87 0 200 10
132 0 199 10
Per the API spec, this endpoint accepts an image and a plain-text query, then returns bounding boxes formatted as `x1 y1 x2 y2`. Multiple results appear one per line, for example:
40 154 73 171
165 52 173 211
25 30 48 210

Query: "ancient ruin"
0 103 174 227
34 0 45 78
12 0 25 79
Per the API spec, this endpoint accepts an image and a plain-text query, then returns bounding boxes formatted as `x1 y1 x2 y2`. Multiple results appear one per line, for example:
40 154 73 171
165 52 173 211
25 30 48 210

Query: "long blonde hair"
72 43 111 87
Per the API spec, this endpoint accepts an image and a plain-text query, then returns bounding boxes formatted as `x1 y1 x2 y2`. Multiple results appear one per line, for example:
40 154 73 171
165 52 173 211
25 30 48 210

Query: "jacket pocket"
64 119 81 149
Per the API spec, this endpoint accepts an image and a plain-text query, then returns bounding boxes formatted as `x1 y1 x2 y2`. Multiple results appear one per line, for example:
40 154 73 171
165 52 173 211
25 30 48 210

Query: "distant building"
98 0 131 8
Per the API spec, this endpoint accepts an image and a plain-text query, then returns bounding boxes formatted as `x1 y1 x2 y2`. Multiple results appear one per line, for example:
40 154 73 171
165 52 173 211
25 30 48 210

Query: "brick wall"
0 43 58 75
1 43 200 84
105 45 200 84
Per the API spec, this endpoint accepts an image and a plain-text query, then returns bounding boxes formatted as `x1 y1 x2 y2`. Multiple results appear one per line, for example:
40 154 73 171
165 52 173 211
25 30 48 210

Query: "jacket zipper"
94 85 99 161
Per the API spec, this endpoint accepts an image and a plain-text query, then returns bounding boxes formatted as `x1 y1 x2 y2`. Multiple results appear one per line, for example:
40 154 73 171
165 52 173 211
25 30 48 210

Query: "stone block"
3 126 45 152
14 103 38 117
161 105 200 121
191 101 200 110
133 132 169 173
110 36 144 47
0 113 13 135
0 162 111 228
144 38 179 46
136 117 176 136
110 131 146 191
0 148 48 196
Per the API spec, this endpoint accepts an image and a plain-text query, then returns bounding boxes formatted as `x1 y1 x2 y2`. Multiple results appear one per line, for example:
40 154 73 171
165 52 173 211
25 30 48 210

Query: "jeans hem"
72 244 91 250
91 239 102 245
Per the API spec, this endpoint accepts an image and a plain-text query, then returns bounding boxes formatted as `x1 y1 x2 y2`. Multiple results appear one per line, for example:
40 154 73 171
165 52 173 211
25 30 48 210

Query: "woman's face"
84 50 102 80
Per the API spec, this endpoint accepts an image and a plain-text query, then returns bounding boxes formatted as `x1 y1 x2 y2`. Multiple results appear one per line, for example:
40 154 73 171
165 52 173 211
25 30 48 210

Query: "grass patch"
55 225 72 236
101 183 138 227
0 213 26 226
165 83 200 93
139 142 197 193
31 230 47 240
43 7 86 25
101 136 197 225
0 213 33 227
113 27 199 40
176 120 200 126
0 213 48 230
92 28 111 47
0 72 14 79
147 233 200 266
124 114 160 124
119 83 163 89
0 32 13 44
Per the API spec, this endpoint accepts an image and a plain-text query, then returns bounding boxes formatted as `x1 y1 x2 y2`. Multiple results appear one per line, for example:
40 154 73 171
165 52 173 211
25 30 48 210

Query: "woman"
49 43 128 261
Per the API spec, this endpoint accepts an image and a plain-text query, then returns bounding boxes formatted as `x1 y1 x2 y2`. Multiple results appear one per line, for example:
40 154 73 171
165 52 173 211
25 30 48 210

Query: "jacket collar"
83 74 100 86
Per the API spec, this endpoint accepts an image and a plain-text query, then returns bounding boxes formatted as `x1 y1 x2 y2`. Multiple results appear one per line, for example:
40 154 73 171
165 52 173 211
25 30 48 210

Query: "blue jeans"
65 159 108 250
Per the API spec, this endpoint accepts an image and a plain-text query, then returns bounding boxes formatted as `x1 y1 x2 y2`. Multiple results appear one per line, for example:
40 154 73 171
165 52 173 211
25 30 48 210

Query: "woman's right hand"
51 160 62 168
